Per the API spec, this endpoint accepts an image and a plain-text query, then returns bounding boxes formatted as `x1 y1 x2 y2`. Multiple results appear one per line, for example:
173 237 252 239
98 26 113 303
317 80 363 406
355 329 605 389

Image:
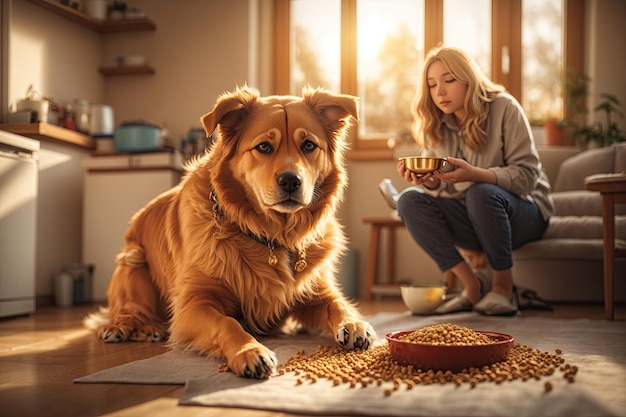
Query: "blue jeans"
396 184 549 272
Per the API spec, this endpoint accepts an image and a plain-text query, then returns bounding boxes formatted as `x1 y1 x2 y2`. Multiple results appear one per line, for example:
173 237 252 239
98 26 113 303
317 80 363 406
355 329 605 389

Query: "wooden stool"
362 217 405 299
585 173 626 320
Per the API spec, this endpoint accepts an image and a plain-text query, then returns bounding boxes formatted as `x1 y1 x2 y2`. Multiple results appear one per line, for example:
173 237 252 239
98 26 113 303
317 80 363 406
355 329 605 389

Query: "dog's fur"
85 86 375 379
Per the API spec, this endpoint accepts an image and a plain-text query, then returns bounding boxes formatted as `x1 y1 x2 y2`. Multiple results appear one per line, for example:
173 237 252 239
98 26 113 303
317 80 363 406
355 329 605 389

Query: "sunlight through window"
290 0 341 93
356 0 424 140
443 0 491 77
285 0 574 151
522 0 564 123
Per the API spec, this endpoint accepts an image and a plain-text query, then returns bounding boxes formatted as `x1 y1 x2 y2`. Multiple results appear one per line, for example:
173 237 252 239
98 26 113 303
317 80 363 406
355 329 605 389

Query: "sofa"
512 143 626 302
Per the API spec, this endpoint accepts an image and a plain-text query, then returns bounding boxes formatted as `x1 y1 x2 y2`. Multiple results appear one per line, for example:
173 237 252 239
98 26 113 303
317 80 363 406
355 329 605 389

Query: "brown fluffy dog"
85 86 375 379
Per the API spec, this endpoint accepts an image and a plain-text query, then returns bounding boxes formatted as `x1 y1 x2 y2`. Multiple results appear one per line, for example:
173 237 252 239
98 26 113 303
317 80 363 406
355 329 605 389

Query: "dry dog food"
276 324 576 395
397 323 495 346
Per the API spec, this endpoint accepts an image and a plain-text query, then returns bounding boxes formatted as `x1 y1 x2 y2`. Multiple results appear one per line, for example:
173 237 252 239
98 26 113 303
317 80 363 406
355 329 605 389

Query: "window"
274 0 583 157
521 0 564 123
290 0 341 93
443 0 491 76
356 0 423 143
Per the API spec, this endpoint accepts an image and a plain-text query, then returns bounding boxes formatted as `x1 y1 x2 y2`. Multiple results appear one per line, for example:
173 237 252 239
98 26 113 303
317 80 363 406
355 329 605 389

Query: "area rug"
75 312 626 416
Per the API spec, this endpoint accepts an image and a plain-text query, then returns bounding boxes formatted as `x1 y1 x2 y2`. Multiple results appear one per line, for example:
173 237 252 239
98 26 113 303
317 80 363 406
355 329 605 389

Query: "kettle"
90 104 115 136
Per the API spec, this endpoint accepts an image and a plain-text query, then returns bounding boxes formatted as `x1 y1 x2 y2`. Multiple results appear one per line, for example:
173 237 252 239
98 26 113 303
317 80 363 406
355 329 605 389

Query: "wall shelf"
100 18 157 33
0 122 95 150
26 0 156 33
98 65 156 76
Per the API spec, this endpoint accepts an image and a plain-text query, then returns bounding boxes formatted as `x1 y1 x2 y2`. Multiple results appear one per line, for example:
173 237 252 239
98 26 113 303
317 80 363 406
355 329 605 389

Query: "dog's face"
201 86 358 216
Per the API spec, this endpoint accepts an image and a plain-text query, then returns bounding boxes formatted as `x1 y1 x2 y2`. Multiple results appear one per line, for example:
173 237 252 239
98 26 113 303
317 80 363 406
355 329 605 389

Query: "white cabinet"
82 152 182 301
0 132 39 317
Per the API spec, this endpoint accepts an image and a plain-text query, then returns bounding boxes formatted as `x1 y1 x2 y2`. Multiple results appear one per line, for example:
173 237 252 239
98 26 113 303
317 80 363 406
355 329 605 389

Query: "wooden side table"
362 217 406 299
584 173 626 320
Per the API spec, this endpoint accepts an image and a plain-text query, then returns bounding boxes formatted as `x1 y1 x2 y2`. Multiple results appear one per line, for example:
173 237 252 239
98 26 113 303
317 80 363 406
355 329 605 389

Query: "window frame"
273 0 584 159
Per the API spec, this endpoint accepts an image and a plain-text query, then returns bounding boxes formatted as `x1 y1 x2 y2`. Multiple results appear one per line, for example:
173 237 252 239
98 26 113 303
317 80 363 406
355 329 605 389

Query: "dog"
85 86 375 379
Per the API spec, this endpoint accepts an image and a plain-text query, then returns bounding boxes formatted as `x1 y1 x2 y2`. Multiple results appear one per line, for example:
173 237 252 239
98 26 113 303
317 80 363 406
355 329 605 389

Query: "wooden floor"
0 299 624 417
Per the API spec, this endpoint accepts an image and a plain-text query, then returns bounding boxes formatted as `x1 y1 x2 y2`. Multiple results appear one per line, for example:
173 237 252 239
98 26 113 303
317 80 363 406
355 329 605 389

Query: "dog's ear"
200 85 260 138
302 87 359 137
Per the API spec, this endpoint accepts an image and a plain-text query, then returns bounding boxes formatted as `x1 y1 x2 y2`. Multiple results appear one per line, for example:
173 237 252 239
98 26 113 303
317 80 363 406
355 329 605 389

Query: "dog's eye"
255 142 273 154
301 139 317 154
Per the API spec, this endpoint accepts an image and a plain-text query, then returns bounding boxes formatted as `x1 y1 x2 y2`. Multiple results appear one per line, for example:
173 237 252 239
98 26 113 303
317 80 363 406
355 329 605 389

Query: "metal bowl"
386 330 514 372
399 156 447 174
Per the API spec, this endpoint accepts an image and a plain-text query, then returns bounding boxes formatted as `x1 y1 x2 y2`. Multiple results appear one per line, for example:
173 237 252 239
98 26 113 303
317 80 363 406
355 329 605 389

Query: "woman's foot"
435 274 485 314
473 288 518 316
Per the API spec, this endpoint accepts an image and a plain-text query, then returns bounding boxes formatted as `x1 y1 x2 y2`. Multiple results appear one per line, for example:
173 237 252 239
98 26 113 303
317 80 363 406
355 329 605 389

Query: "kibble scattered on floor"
277 324 576 395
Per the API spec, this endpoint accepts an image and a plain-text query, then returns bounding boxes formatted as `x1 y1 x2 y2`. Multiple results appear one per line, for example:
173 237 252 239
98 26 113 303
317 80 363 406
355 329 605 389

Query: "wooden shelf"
26 0 156 33
98 65 155 76
0 122 95 150
100 18 156 33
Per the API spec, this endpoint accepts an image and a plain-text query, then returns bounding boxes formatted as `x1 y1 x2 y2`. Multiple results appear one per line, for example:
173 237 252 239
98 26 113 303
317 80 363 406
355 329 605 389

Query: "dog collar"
249 231 306 272
209 190 307 272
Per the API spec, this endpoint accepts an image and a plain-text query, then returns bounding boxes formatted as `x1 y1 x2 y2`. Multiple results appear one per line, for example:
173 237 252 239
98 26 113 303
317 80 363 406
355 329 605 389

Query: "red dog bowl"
386 330 514 372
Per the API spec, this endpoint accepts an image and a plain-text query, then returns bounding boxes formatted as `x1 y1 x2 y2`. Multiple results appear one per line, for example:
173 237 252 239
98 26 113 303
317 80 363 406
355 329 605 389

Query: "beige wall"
9 0 103 111
585 0 626 133
7 0 256 140
4 0 626 300
101 0 252 141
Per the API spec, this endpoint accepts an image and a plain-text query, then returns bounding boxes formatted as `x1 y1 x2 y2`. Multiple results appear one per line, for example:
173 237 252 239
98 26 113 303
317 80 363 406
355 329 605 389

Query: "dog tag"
294 249 307 272
294 259 307 272
267 242 279 266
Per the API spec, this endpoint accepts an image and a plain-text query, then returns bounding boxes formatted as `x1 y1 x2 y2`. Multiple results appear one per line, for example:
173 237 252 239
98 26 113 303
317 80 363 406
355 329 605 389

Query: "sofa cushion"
514 237 626 261
551 190 626 216
543 215 626 239
551 190 602 216
537 146 581 185
544 216 602 239
553 146 615 192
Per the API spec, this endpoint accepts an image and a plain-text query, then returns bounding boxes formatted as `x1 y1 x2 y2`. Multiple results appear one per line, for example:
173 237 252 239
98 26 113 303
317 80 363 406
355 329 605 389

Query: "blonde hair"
411 46 506 152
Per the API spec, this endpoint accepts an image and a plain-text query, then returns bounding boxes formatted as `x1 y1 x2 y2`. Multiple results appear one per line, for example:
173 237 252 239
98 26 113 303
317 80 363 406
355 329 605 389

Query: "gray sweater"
422 92 554 221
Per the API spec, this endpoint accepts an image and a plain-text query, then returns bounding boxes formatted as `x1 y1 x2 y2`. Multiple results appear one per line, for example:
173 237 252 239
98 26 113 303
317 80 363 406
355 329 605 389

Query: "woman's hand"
397 159 441 188
433 156 497 185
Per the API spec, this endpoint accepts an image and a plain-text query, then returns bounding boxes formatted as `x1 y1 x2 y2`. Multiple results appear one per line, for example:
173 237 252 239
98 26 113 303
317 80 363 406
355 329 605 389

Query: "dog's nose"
277 171 302 193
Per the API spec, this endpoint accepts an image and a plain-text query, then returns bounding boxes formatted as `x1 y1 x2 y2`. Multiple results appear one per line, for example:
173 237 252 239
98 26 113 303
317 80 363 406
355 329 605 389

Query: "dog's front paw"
96 324 131 343
335 320 376 350
229 343 278 379
129 325 168 342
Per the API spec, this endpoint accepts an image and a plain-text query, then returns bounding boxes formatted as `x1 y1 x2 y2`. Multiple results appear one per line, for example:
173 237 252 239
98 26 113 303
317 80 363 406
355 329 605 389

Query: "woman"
393 46 553 316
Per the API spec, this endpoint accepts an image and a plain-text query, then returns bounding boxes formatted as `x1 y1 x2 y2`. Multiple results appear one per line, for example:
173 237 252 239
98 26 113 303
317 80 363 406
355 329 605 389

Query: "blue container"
114 124 161 152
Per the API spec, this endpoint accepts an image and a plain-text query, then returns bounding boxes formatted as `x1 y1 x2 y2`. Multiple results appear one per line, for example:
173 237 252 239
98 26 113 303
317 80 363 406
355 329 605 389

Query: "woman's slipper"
473 291 518 317
435 272 488 315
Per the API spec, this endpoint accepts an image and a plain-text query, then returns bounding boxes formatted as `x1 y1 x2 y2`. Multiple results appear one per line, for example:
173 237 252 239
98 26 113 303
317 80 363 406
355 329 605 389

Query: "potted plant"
543 118 565 146
543 68 589 146
108 0 127 20
576 93 625 147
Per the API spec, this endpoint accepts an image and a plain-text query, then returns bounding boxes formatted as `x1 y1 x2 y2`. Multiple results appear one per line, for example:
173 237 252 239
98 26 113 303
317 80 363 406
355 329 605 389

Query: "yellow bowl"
399 156 447 174
400 285 446 315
